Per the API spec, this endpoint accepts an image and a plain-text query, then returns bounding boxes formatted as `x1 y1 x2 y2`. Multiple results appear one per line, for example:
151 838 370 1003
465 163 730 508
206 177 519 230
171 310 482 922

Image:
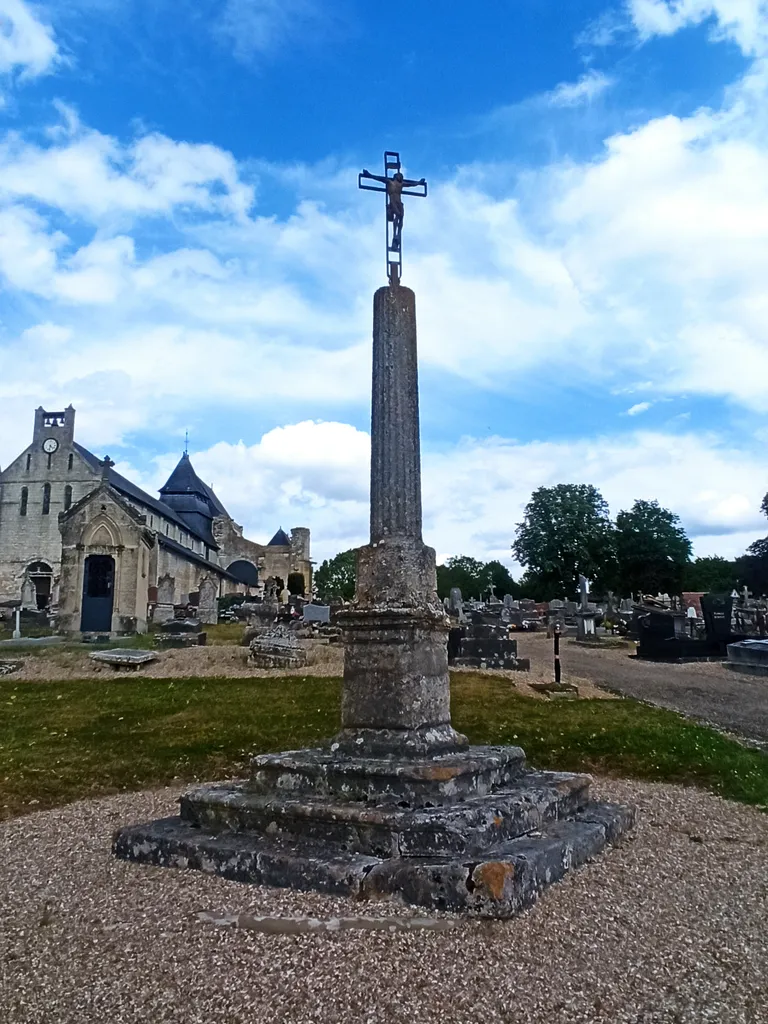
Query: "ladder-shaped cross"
359 151 427 284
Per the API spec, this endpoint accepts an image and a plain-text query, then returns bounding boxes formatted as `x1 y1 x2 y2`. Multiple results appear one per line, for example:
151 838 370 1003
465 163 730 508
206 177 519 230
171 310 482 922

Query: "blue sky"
1 0 768 567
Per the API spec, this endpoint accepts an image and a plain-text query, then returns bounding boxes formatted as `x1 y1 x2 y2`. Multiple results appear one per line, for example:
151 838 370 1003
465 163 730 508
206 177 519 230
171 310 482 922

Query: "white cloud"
545 70 615 107
628 0 768 55
627 402 652 415
0 0 58 81
0 113 255 222
110 423 768 566
215 0 319 61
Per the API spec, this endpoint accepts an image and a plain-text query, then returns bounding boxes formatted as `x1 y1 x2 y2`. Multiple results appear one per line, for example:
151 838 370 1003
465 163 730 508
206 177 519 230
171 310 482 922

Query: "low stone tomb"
249 625 308 669
449 623 530 671
89 650 159 671
727 639 768 675
155 618 207 648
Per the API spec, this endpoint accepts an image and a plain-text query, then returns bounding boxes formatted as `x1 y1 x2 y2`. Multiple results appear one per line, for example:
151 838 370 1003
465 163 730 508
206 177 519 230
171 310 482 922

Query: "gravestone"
303 603 331 625
114 152 633 917
198 576 218 626
154 573 175 625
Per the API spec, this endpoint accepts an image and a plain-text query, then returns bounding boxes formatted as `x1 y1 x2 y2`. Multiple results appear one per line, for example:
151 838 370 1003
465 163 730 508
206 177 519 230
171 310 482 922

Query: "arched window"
26 454 31 471
42 483 51 516
68 453 74 471
20 487 28 516
64 485 73 511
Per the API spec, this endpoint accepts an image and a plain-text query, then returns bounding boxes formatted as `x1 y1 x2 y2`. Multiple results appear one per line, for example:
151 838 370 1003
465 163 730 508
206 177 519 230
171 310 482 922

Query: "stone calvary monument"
114 152 634 915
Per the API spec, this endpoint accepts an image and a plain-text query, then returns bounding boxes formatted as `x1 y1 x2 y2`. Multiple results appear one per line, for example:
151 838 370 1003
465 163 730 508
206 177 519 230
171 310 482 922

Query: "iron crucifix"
359 151 427 284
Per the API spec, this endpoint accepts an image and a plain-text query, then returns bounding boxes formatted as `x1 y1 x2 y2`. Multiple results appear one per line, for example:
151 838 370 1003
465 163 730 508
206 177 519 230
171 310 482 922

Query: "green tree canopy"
436 556 520 601
313 549 357 602
436 556 487 600
614 499 692 598
735 538 768 597
682 556 738 594
512 484 615 600
485 560 520 599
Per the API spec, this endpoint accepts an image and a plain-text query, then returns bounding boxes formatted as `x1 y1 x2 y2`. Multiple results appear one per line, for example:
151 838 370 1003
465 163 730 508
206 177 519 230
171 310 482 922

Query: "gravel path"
522 633 768 744
1 780 766 1024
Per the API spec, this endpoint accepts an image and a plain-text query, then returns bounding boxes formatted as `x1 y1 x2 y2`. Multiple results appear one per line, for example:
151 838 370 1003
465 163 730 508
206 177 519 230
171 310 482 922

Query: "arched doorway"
80 555 115 632
27 561 53 610
227 560 259 589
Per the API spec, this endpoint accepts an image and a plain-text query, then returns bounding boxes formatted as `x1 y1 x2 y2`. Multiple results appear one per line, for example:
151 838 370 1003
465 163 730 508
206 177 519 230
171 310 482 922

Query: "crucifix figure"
359 151 427 283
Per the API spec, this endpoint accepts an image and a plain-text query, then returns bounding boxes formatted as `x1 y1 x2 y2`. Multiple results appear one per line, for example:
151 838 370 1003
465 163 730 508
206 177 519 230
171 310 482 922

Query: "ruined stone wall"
211 517 312 594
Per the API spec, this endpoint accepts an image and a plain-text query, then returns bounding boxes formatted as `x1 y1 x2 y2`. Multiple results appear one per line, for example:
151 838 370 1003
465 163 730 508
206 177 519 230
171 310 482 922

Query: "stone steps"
113 800 634 916
179 770 592 858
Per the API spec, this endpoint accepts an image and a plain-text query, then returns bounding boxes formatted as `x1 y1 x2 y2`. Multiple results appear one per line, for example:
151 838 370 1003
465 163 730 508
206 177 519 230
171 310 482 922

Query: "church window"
26 454 31 471
47 453 52 470
68 453 74 471
64 485 72 511
20 487 28 516
42 483 51 515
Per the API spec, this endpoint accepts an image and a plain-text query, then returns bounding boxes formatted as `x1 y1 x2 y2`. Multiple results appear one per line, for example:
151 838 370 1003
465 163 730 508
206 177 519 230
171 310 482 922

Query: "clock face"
42 438 59 454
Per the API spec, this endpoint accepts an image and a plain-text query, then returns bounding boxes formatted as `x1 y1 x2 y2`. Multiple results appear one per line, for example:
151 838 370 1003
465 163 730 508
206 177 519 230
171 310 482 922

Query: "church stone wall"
58 486 151 634
0 407 99 604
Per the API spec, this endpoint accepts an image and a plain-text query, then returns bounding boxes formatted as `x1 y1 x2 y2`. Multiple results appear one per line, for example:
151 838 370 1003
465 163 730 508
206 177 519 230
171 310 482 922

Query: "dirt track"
521 632 768 745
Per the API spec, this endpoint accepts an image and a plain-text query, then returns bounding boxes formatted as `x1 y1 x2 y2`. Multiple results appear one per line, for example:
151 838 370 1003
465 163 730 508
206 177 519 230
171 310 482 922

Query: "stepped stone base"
114 745 634 918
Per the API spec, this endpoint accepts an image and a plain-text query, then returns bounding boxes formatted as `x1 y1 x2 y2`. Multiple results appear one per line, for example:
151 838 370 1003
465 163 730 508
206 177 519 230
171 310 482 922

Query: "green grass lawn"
1 673 766 820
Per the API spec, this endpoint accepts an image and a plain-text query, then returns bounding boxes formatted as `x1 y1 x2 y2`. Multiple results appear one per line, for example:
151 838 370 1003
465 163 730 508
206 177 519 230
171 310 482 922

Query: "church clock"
42 438 59 454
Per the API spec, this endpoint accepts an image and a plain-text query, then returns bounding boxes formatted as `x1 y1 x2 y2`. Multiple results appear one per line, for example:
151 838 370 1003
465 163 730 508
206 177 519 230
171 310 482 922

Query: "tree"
683 556 738 594
614 499 691 598
436 556 487 600
313 549 357 601
485 560 520 599
512 484 615 600
436 556 520 600
735 538 768 596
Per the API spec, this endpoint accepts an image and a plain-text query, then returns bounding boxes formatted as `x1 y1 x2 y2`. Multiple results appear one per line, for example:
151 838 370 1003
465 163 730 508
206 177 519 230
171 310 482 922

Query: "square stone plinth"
114 745 635 918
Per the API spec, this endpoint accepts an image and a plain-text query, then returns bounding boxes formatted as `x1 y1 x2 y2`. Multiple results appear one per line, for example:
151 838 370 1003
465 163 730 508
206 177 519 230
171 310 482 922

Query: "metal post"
554 624 561 684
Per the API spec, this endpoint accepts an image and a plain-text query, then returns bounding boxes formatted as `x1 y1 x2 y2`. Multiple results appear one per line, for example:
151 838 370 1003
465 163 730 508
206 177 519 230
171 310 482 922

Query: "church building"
0 407 312 633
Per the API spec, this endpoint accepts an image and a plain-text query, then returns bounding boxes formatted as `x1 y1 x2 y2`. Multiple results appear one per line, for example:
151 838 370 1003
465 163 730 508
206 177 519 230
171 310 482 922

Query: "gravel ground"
1 779 766 1024
521 633 768 743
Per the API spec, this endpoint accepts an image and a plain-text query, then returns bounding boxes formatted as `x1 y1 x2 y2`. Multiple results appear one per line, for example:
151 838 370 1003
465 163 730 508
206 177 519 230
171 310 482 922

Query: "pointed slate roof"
159 453 230 518
268 527 291 547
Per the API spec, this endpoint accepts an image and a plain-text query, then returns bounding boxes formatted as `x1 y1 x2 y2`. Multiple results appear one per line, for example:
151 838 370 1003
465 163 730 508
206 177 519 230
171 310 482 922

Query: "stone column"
335 285 467 757
370 286 422 543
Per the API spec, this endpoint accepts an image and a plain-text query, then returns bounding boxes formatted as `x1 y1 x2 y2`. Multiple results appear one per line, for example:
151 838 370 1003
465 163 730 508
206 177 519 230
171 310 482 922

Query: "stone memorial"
89 649 159 671
114 151 633 917
20 576 36 612
302 603 331 625
154 573 175 625
576 574 596 640
198 576 218 626
249 624 308 669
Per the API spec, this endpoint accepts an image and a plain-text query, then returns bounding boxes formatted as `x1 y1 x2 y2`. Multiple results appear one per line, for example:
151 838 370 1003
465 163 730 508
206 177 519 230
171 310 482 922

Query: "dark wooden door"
80 555 114 632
